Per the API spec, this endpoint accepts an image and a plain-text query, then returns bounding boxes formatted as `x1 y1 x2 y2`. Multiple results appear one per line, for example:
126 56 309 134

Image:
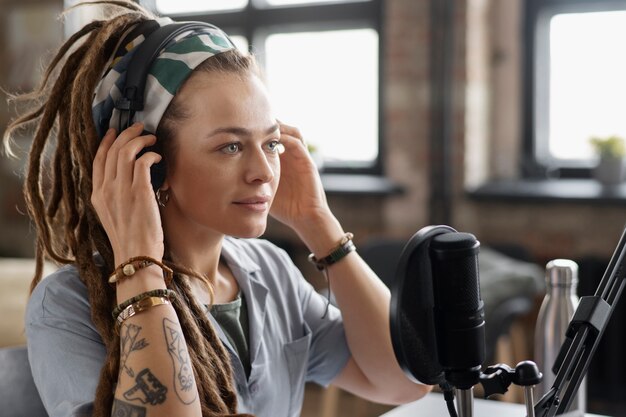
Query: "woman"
5 1 431 416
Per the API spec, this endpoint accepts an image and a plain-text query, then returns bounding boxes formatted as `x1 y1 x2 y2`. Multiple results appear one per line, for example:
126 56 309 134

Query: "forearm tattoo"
119 323 149 378
163 318 197 404
112 399 146 417
124 368 168 405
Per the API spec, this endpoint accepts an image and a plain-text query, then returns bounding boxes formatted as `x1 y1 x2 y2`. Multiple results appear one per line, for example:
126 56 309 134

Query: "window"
142 0 383 174
155 0 247 15
265 29 378 164
524 0 626 178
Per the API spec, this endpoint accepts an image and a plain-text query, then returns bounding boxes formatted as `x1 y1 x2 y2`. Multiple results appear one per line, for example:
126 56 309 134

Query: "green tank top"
206 292 251 378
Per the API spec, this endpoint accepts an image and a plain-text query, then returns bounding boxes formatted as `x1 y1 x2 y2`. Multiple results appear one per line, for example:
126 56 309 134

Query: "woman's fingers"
95 122 159 188
133 151 162 189
103 122 145 182
93 122 161 203
116 134 158 184
280 133 306 151
278 121 304 139
92 128 116 189
278 121 307 151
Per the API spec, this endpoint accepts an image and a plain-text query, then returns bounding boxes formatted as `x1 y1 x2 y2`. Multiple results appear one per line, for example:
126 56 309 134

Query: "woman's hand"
270 121 331 229
91 123 164 265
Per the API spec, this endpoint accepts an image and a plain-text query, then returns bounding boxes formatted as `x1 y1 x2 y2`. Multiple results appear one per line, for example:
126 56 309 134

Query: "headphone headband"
94 18 236 190
115 21 222 114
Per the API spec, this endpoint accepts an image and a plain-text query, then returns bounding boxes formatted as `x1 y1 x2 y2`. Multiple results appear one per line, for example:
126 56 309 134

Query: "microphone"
390 226 486 417
429 232 486 390
392 227 549 416
389 226 486 417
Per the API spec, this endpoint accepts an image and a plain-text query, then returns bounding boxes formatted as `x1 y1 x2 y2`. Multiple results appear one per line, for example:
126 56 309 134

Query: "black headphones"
113 19 228 190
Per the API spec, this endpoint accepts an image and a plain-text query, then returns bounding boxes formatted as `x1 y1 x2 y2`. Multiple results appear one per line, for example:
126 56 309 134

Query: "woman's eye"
221 143 241 154
267 140 284 154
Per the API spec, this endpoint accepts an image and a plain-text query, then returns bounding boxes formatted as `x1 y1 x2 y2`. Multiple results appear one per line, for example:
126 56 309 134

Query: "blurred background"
2 0 626 416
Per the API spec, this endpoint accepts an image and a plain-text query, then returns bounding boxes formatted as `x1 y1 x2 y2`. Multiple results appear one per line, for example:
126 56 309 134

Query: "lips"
233 195 271 212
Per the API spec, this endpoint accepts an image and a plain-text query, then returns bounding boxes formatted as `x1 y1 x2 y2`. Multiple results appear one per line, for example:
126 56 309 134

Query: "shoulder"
26 266 105 416
26 264 95 333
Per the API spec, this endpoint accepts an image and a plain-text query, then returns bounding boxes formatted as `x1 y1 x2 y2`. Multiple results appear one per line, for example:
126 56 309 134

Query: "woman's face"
161 71 281 239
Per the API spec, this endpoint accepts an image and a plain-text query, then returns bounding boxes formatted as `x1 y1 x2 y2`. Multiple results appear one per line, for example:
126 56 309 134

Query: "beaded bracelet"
112 288 177 320
108 256 174 287
307 232 356 271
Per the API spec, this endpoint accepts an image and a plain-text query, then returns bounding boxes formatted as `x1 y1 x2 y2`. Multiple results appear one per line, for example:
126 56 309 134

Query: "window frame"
523 0 626 179
141 0 385 176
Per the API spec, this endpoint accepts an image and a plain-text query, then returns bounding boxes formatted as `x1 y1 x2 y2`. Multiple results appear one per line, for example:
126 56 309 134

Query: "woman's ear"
156 180 171 208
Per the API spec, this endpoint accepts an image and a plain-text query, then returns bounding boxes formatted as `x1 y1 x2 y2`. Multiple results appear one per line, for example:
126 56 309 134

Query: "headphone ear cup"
135 130 167 192
150 159 167 192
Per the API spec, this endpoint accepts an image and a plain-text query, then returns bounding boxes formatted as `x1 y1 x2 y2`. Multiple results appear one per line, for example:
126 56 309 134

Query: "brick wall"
382 0 431 235
2 0 626 265
453 0 626 261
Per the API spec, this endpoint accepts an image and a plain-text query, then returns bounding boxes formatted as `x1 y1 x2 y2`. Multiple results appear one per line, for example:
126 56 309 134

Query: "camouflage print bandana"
92 17 236 139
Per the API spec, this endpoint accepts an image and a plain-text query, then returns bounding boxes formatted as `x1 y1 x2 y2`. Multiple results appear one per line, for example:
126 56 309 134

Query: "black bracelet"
307 232 356 271
112 288 177 320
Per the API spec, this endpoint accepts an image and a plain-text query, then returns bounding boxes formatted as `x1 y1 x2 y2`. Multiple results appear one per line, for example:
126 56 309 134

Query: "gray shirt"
25 237 351 417
207 292 251 378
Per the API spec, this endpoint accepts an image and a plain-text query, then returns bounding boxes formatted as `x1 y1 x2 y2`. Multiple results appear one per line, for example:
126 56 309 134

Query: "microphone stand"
480 226 626 417
455 387 474 417
533 226 626 416
444 366 483 417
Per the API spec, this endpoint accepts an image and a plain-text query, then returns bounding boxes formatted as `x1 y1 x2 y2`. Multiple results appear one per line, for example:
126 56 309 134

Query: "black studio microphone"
429 232 486 390
390 226 487 417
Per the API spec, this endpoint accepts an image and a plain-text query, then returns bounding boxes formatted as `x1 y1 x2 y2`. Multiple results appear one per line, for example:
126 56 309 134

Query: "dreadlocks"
3 1 258 415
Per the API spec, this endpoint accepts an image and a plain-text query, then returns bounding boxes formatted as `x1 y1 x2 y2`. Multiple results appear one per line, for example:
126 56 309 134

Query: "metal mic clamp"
480 361 543 417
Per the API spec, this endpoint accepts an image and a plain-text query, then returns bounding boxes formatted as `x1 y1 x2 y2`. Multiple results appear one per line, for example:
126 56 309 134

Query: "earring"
156 188 170 208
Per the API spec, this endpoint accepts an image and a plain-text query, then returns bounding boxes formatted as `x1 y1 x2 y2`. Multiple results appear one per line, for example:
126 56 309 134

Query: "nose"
244 146 276 184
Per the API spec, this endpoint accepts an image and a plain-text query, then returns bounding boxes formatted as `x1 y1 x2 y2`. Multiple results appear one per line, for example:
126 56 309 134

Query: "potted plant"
589 135 626 185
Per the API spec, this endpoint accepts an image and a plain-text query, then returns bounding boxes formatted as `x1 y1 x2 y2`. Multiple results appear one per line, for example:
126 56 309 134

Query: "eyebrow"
206 123 280 139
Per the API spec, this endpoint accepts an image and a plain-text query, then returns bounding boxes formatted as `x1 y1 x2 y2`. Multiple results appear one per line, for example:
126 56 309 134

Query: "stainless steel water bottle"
534 259 586 416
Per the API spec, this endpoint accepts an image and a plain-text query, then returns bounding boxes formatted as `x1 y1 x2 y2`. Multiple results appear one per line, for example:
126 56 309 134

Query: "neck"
162 209 224 281
160 195 243 305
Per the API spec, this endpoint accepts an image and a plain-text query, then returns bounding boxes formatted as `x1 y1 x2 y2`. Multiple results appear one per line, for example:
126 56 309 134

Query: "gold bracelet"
108 255 173 286
116 296 171 326
112 289 177 319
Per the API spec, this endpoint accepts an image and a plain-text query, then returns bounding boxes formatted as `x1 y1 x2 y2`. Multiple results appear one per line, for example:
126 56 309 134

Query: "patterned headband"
92 17 237 140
